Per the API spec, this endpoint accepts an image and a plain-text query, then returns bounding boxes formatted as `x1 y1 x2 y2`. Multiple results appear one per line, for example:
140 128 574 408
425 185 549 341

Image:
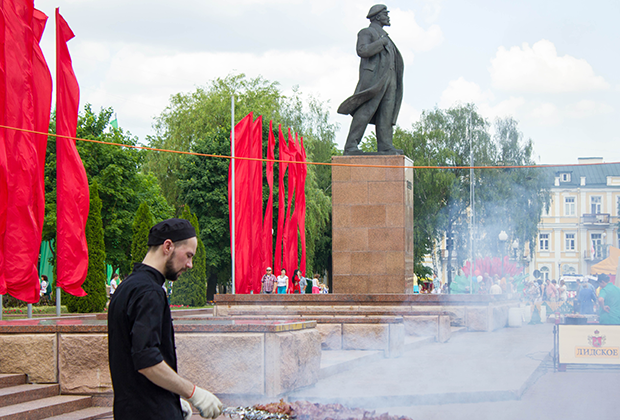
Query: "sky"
34 0 620 165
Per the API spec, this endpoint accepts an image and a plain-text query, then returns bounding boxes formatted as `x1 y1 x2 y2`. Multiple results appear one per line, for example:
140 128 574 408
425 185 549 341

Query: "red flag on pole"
249 115 263 293
55 8 88 296
0 4 7 295
284 129 298 286
274 125 290 275
1 0 41 302
262 121 275 275
228 113 252 294
296 134 307 276
31 8 52 273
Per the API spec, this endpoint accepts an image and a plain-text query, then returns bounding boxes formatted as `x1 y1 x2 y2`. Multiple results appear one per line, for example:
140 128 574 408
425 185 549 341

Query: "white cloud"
529 102 561 126
565 100 613 119
389 8 443 64
490 39 609 93
439 77 494 108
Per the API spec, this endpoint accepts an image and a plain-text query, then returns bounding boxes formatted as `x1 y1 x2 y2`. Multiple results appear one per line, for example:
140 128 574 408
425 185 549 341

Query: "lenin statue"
338 4 404 155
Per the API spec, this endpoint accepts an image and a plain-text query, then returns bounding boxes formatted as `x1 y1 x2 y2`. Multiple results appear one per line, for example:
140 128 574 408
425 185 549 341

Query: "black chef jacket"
108 263 183 420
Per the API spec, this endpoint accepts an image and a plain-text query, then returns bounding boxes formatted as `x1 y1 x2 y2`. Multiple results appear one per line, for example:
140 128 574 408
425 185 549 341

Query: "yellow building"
534 157 620 280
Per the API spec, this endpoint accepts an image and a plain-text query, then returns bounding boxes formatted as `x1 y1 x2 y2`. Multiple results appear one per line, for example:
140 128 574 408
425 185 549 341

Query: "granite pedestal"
331 155 414 294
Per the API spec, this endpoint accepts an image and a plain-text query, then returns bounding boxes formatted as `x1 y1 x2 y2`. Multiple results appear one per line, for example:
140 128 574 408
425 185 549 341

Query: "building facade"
533 158 620 280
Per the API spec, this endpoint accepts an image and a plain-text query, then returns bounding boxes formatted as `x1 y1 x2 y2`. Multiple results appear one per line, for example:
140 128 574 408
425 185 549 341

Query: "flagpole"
231 95 236 295
0 295 3 320
56 287 61 317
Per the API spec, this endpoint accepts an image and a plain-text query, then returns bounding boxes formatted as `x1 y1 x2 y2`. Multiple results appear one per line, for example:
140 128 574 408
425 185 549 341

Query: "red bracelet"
189 385 196 399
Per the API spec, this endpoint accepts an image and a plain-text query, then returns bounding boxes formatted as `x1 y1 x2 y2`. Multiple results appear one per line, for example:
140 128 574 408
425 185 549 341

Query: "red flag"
1 0 41 302
0 5 7 295
284 129 298 287
249 115 263 293
262 121 275 275
228 113 252 294
274 125 290 275
31 8 52 280
56 8 88 296
296 135 307 275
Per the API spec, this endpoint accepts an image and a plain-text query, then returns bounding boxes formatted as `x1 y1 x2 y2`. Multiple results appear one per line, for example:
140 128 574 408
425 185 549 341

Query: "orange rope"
1 123 616 170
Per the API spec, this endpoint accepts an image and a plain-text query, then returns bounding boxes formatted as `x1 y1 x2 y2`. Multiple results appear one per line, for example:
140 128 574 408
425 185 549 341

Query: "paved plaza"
288 323 620 420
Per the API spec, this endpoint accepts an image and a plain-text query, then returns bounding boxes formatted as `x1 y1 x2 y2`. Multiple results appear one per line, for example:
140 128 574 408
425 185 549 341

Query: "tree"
395 104 550 291
63 181 107 313
132 202 154 265
43 105 173 276
149 74 336 292
169 205 207 306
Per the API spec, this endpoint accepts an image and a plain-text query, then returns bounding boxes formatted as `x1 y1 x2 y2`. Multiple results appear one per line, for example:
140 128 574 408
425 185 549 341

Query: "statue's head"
367 4 390 26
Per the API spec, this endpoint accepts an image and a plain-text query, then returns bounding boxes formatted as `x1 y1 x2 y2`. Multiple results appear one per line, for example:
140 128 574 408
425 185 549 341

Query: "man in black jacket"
108 218 221 419
338 4 404 155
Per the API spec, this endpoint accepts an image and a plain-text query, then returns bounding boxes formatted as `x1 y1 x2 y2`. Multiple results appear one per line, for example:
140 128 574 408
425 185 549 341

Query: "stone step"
40 407 112 420
0 395 92 420
0 376 27 390
0 385 59 408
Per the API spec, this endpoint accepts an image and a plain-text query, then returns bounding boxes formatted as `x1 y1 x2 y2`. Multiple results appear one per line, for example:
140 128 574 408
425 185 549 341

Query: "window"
560 173 571 182
591 233 603 258
564 197 576 216
539 233 549 251
565 233 575 251
540 266 550 281
591 196 602 214
617 196 620 216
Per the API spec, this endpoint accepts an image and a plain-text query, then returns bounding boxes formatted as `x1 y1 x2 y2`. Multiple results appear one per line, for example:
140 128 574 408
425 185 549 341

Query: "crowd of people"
260 267 328 294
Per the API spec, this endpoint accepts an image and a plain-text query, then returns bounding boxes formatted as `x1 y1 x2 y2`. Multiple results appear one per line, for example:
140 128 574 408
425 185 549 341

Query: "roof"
551 162 620 188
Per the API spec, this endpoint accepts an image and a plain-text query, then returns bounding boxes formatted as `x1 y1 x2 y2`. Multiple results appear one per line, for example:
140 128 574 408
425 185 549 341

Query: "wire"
2 123 618 170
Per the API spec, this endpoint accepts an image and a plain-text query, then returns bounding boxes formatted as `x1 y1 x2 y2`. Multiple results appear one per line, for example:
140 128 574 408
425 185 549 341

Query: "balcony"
581 213 610 225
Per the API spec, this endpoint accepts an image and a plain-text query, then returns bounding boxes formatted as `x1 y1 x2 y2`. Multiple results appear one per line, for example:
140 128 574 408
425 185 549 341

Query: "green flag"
110 113 118 129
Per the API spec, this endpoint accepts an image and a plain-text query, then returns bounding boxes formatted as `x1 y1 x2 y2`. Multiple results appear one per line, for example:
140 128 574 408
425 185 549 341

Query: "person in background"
546 279 558 302
312 274 321 294
109 273 119 297
489 281 502 295
577 280 597 315
597 274 620 325
558 280 568 302
290 270 302 294
276 269 289 294
260 267 276 294
40 275 48 298
298 271 307 294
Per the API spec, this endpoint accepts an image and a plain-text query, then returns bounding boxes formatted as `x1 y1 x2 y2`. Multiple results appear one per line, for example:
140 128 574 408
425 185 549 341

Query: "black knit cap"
147 218 196 246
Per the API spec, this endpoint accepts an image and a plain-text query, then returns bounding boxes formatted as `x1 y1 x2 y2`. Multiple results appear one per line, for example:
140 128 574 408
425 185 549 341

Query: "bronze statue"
338 4 404 155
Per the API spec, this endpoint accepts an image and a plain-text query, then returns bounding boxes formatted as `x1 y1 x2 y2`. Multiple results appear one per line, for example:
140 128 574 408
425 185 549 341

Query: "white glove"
180 398 193 420
188 386 222 419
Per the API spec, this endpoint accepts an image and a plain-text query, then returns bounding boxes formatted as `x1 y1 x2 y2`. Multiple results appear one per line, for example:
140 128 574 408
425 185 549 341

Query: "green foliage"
132 203 154 264
395 104 550 284
64 181 108 313
169 205 207 306
43 105 174 276
149 74 336 287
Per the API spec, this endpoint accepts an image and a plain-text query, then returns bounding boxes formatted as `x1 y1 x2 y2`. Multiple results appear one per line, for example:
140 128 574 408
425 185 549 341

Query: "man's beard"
163 250 186 281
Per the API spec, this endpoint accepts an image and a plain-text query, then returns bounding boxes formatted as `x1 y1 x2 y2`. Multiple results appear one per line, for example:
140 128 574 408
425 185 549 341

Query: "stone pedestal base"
331 155 414 294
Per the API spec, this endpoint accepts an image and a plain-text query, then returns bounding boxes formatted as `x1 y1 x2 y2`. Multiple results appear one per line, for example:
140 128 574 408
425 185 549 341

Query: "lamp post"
499 231 508 257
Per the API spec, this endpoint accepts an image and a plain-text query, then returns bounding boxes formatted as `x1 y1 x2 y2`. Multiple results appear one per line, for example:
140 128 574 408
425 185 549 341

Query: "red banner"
274 125 289 276
296 134 307 276
228 113 252 294
0 4 7 295
262 121 275 276
0 0 41 302
55 8 88 297
249 116 263 293
229 117 306 294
